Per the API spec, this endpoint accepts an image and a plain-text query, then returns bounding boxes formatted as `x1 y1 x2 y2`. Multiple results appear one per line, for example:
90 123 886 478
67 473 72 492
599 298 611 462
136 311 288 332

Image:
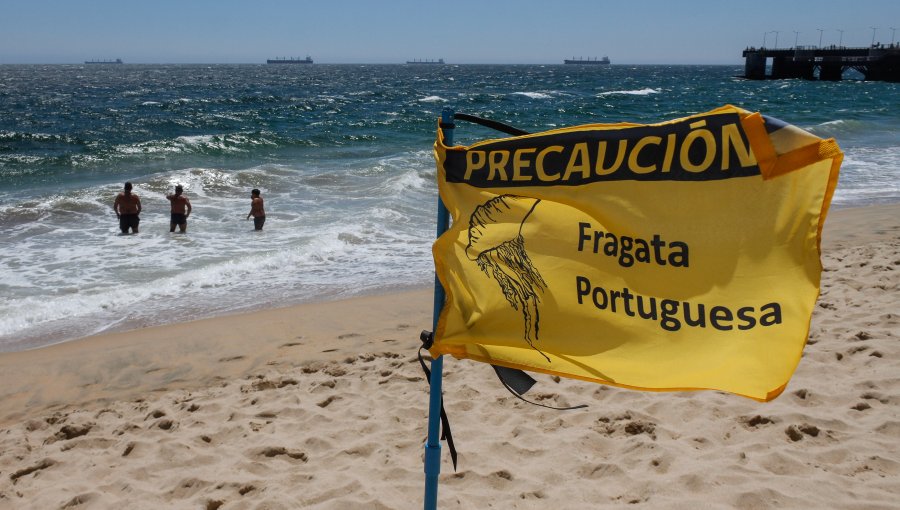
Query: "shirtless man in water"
113 182 142 234
166 185 192 233
246 188 266 231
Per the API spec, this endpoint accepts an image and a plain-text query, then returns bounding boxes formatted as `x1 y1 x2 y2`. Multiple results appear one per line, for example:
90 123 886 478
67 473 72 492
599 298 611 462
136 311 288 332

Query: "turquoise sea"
1 64 897 351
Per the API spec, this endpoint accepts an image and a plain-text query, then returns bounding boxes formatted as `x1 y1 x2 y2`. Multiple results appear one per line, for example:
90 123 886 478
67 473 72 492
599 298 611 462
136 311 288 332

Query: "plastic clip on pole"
423 107 454 510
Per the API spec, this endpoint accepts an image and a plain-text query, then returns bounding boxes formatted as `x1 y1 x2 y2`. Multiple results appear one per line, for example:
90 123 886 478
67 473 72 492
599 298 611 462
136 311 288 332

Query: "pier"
742 45 899 81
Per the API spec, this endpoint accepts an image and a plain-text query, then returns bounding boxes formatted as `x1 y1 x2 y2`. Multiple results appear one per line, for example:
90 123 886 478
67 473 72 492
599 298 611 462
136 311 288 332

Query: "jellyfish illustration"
465 195 548 360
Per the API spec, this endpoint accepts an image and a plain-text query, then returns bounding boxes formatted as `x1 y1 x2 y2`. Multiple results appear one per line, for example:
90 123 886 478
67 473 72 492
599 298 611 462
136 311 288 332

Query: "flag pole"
423 107 454 510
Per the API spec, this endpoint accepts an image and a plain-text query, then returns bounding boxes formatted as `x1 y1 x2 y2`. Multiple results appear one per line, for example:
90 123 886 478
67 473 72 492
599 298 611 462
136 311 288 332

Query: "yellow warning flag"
431 105 841 401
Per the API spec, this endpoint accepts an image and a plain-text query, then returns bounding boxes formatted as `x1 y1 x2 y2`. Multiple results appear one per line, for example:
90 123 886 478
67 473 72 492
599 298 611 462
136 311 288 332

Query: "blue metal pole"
424 107 454 510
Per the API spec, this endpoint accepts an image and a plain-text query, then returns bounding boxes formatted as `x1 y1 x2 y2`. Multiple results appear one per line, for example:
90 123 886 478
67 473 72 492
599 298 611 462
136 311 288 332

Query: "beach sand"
1 204 898 509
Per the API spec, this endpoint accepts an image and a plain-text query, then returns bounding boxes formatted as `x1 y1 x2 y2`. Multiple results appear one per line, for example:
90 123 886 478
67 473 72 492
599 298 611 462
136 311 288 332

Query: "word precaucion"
444 114 761 187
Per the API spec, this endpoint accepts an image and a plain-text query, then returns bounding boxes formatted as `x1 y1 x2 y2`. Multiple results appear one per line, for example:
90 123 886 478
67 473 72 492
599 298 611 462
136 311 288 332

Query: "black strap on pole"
418 331 457 471
453 113 531 137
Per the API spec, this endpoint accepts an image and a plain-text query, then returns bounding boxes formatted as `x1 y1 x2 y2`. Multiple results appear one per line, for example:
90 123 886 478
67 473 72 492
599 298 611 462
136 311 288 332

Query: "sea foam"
596 88 661 97
512 92 553 99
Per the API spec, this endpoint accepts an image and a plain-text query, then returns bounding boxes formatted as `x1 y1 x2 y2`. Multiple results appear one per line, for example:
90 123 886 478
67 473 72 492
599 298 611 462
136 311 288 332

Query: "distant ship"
407 58 445 65
85 59 123 64
267 56 313 64
564 56 611 65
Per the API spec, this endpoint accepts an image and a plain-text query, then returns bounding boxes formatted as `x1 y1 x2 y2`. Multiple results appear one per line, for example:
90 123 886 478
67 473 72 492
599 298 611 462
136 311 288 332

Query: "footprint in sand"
152 419 175 430
60 493 100 508
251 446 308 462
742 415 776 428
861 392 890 404
317 396 340 408
491 470 513 480
242 377 299 392
323 366 347 377
854 331 873 340
623 421 656 438
51 423 93 442
10 458 56 481
146 409 166 420
785 424 820 441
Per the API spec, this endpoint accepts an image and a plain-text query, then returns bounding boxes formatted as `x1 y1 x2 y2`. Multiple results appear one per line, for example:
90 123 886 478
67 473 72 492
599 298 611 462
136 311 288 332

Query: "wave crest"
596 88 660 97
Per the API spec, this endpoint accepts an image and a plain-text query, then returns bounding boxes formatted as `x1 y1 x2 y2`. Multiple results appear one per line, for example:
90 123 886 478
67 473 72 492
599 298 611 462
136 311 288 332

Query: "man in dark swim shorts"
113 182 142 234
166 185 192 233
246 188 266 231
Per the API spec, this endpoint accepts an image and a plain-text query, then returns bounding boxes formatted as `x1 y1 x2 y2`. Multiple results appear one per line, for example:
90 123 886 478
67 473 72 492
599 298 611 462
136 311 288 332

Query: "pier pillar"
744 53 767 79
785 62 815 79
862 52 900 82
771 57 791 79
769 57 815 80
819 61 843 81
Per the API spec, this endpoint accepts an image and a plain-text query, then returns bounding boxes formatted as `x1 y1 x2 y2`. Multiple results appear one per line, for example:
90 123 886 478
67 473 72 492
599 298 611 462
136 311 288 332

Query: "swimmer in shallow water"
166 185 192 233
113 182 142 234
247 188 266 231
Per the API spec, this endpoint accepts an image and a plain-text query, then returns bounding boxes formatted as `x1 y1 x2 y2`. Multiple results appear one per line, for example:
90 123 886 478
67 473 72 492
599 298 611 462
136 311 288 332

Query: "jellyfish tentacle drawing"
465 195 549 361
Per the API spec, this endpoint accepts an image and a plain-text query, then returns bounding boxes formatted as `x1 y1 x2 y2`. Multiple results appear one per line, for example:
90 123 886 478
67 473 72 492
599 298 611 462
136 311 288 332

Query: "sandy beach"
1 203 898 509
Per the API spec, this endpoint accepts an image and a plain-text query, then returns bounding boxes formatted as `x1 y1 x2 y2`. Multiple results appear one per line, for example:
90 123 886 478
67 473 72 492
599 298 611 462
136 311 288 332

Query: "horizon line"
0 61 745 66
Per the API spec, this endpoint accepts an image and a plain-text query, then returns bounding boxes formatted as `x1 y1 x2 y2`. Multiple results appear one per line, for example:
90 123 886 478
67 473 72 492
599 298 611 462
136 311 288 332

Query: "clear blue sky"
2 0 898 64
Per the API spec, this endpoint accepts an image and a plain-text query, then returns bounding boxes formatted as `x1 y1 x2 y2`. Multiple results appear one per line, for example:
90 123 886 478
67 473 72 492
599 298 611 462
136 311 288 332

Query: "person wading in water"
113 182 142 234
166 185 192 233
247 188 266 231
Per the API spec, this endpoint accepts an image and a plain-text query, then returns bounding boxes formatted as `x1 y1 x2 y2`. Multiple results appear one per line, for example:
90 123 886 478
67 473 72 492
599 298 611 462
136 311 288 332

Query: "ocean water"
1 64 897 351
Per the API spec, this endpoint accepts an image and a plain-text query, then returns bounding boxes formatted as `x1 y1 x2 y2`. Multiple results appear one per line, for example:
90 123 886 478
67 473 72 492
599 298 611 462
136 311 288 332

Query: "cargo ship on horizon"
564 56 610 65
406 58 445 65
85 59 123 64
267 56 313 64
